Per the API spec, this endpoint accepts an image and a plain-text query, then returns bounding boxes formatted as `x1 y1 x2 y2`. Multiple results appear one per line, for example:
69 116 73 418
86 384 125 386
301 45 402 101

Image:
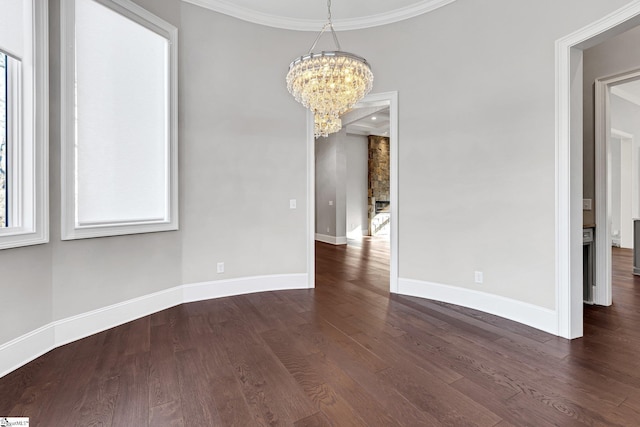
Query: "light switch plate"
290 199 296 209
583 199 592 211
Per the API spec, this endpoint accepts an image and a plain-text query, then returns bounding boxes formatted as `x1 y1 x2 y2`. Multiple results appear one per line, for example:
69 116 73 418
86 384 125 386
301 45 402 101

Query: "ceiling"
183 0 457 31
182 0 406 135
344 106 389 137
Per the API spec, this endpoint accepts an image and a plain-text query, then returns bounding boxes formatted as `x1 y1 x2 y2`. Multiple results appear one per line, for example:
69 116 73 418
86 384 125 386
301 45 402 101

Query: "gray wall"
342 0 628 308
0 245 52 344
315 130 368 240
316 130 368 240
315 130 348 239
583 24 640 226
179 4 308 282
315 135 339 237
346 134 368 238
1 0 635 348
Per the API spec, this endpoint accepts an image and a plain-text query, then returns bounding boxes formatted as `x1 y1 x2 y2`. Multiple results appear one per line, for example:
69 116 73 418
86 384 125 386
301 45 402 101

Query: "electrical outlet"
329 200 333 206
290 199 296 209
474 271 483 284
327 227 330 233
217 262 224 274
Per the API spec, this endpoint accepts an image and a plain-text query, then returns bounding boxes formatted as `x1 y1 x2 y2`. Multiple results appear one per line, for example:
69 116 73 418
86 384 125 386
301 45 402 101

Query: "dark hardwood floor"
2 241 640 425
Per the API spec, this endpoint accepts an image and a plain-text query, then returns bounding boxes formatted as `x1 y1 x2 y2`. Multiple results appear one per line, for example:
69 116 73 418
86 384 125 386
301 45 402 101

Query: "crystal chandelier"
286 0 374 138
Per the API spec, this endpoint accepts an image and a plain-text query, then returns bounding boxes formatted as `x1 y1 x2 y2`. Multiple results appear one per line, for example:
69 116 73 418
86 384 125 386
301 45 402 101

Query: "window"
0 52 21 230
0 1 48 249
0 52 6 228
61 0 178 240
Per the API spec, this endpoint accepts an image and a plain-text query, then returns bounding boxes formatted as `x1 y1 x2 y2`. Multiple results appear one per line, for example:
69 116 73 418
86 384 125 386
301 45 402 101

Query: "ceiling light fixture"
286 0 374 138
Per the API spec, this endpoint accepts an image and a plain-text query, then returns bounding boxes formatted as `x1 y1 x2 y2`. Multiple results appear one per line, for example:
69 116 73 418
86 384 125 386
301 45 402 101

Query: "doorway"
558 1 640 338
306 91 399 292
593 72 640 307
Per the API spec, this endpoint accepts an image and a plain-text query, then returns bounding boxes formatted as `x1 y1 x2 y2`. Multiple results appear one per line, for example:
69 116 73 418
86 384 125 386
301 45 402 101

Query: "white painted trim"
357 91 399 293
183 274 309 302
307 112 316 289
0 284 182 379
60 0 179 240
555 0 640 339
398 278 558 335
0 0 49 250
315 233 347 245
611 86 640 107
388 92 400 293
0 273 309 378
182 0 456 31
595 77 612 306
54 286 183 347
0 324 55 381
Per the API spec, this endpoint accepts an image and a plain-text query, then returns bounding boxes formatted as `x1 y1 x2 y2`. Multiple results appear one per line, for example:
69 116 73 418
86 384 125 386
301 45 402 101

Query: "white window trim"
60 0 178 240
0 1 49 250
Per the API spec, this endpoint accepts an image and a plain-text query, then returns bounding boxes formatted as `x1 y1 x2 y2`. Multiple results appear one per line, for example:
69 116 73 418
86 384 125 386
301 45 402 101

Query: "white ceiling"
344 106 390 137
183 0 457 31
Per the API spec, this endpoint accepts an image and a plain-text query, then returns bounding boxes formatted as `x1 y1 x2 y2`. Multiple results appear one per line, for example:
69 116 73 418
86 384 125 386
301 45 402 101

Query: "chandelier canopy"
286 0 373 138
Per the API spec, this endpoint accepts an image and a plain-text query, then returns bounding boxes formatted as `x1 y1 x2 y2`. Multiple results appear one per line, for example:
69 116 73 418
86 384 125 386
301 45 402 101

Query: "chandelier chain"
308 0 341 53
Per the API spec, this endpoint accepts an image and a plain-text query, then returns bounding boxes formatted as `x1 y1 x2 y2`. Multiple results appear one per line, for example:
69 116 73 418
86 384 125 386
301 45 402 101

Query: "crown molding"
611 85 640 107
182 0 457 31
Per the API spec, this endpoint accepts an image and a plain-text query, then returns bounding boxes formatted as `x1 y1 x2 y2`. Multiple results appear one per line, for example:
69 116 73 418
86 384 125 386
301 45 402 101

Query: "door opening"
557 1 640 338
594 71 640 307
307 91 399 292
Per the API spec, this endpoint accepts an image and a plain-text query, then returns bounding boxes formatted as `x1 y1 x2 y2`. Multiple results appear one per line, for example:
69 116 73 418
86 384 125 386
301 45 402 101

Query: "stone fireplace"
368 135 390 235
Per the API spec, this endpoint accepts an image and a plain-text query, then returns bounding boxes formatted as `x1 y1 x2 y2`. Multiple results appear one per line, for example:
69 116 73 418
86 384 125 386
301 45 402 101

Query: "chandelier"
286 0 374 138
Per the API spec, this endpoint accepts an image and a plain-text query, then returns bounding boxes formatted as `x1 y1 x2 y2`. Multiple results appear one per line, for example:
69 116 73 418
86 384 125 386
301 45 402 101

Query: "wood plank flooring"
2 241 640 425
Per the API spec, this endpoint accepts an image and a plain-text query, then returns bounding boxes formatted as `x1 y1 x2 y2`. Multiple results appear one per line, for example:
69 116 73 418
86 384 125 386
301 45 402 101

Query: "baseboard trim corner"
397 278 558 335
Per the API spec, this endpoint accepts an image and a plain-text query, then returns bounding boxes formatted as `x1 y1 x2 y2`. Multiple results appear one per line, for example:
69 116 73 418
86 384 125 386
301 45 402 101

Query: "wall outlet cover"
474 271 483 284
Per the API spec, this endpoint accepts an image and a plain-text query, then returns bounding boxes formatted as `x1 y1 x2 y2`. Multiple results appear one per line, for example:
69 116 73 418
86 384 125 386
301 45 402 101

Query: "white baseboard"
183 273 310 302
397 278 558 335
0 273 309 378
315 233 347 245
54 286 184 348
0 324 55 380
